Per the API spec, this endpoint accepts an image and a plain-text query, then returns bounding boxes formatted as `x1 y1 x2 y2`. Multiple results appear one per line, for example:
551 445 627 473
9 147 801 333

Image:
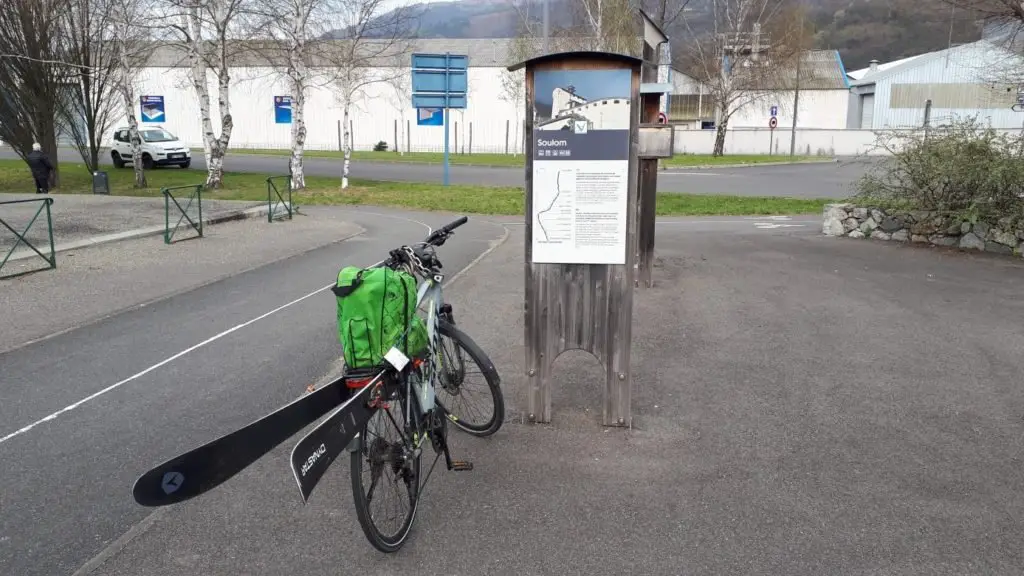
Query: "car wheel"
142 154 154 170
111 151 125 168
181 160 191 169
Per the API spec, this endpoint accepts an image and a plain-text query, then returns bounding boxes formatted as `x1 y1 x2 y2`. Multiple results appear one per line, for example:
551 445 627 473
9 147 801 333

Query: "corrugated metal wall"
871 43 1024 128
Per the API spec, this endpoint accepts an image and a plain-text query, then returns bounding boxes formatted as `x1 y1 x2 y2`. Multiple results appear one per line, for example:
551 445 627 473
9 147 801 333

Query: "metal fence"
162 184 203 244
266 176 294 222
0 197 56 279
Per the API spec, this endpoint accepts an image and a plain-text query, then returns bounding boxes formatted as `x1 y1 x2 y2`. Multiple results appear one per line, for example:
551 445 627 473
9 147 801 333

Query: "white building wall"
109 65 529 154
728 89 850 129
870 42 1024 129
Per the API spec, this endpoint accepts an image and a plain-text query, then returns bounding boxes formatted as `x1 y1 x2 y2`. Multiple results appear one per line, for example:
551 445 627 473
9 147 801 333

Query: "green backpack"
333 266 429 369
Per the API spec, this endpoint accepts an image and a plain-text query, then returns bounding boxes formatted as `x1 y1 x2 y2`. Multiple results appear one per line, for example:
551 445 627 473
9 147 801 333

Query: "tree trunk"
342 100 351 189
213 66 233 188
713 120 728 156
289 75 306 191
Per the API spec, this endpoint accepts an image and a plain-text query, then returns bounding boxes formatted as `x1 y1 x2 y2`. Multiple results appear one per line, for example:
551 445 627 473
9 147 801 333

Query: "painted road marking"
753 223 806 229
0 212 435 446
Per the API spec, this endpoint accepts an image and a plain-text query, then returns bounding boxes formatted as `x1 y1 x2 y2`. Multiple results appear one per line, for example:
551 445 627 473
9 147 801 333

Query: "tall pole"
789 10 803 157
543 0 550 53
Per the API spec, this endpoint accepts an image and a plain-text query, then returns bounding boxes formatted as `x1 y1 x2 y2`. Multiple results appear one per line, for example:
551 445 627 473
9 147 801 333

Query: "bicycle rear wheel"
350 388 421 553
435 319 505 437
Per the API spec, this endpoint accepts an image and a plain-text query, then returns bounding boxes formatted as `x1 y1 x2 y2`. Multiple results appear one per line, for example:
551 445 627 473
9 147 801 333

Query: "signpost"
411 53 468 186
768 115 778 155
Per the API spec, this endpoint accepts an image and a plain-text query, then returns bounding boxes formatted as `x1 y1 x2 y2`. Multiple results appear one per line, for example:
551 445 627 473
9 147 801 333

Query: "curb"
662 158 839 171
7 202 295 263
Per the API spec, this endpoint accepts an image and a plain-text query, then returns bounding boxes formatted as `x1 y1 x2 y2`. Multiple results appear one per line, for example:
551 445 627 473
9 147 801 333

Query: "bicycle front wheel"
435 319 505 437
350 393 421 553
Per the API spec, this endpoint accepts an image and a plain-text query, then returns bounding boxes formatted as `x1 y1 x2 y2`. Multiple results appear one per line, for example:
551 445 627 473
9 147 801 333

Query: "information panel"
531 68 631 264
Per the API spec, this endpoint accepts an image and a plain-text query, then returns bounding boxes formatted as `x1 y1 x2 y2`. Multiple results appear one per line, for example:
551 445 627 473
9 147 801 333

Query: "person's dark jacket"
27 150 53 180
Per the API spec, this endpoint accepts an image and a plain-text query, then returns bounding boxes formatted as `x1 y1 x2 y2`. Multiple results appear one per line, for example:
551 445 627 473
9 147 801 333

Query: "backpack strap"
331 269 364 298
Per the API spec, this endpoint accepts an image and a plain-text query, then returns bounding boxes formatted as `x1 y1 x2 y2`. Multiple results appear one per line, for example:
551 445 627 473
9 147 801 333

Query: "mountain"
340 0 988 71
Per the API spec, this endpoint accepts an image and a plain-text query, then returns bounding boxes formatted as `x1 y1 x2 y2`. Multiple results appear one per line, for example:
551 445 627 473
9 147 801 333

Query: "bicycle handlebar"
424 216 468 246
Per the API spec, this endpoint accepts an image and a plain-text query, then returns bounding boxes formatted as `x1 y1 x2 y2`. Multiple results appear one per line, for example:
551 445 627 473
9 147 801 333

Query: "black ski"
132 375 352 507
289 381 378 502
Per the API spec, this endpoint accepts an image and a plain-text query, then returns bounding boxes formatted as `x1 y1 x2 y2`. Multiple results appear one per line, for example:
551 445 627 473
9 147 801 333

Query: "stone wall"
822 204 1024 257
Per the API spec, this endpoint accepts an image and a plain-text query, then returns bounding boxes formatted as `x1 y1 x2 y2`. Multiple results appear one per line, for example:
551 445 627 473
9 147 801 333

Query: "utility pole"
789 9 803 157
543 0 550 53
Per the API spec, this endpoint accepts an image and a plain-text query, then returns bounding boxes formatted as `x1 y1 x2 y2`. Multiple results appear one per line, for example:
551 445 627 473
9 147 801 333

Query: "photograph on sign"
140 96 165 123
274 96 292 124
417 107 443 126
531 68 631 265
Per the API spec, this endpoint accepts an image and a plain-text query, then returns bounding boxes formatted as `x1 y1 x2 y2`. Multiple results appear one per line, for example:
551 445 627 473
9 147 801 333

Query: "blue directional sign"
411 52 468 186
770 105 778 117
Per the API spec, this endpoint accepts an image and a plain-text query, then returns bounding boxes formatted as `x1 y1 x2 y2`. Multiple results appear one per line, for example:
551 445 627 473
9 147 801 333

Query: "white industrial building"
846 37 1024 129
667 50 852 130
114 38 539 155
537 86 631 131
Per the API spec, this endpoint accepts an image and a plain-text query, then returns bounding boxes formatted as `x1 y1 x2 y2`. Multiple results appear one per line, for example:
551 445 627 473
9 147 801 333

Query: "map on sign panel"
535 168 575 243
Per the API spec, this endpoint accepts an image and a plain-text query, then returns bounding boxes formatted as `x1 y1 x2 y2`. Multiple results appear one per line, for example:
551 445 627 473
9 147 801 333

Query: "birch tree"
385 55 411 156
679 0 799 156
163 0 251 188
326 0 414 189
111 0 156 187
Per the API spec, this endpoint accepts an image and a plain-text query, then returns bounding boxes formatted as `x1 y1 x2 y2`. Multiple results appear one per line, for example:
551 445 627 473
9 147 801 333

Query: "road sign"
769 116 778 129
411 52 468 186
770 105 778 117
417 108 443 126
657 111 667 124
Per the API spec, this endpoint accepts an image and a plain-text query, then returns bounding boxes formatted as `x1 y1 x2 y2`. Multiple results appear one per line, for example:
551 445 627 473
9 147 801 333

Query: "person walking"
26 143 53 194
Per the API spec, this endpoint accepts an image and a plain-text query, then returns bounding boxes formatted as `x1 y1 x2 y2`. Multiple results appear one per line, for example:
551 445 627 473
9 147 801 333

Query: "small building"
846 37 1024 130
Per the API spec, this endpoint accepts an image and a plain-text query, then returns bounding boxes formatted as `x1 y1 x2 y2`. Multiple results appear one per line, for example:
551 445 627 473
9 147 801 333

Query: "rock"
985 241 1014 255
891 229 909 242
843 218 860 232
824 218 845 236
909 210 932 223
853 207 869 220
930 235 958 247
911 218 941 236
1017 229 1024 241
871 209 885 222
849 230 865 239
974 221 990 238
961 222 972 234
992 229 1018 247
870 230 892 241
959 232 985 251
879 216 904 233
944 221 963 236
911 234 928 243
861 218 879 232
998 216 1013 229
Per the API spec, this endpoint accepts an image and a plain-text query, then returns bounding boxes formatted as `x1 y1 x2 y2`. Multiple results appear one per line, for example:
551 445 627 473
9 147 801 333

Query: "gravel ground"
83 223 1024 575
0 206 362 353
0 193 263 255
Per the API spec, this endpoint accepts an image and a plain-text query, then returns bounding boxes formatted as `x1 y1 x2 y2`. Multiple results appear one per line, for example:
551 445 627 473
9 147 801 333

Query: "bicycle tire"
350 396 421 553
436 319 505 437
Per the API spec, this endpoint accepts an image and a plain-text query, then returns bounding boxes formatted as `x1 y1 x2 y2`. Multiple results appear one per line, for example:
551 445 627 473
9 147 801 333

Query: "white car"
110 125 191 169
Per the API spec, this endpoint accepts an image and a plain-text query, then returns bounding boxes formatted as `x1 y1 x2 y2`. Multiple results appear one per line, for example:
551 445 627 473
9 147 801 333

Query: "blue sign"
417 108 443 126
770 105 778 117
411 53 468 110
274 96 292 124
410 52 468 186
140 96 165 123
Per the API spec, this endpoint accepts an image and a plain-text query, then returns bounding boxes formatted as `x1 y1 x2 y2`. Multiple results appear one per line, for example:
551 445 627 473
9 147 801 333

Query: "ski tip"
130 465 196 507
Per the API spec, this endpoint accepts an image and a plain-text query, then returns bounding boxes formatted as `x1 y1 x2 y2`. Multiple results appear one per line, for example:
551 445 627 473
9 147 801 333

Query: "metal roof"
725 49 850 90
144 37 647 69
849 37 1024 87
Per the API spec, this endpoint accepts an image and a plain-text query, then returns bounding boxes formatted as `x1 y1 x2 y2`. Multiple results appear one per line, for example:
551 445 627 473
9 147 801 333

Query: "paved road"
0 207 507 576
57 217 1024 576
0 147 877 199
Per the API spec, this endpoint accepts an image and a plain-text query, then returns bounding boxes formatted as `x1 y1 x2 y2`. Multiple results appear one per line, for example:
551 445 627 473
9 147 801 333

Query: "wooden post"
505 119 510 155
406 120 411 153
510 51 642 427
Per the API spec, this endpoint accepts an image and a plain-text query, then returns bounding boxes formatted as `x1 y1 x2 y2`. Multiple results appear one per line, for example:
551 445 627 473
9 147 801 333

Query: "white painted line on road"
0 211 436 446
753 223 806 229
744 215 793 220
658 172 723 176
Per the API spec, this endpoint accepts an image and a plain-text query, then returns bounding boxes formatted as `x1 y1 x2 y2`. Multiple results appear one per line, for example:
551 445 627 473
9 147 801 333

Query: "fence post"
454 121 459 155
162 184 204 244
407 119 411 153
469 122 473 154
505 119 510 154
394 119 399 154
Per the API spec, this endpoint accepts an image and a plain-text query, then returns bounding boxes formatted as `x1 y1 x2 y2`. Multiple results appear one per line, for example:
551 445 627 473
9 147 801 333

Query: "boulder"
985 241 1014 255
959 233 985 251
849 230 865 239
879 216 904 233
911 234 929 243
930 235 958 247
870 230 892 241
844 218 860 232
852 207 869 220
992 229 1018 247
891 229 909 242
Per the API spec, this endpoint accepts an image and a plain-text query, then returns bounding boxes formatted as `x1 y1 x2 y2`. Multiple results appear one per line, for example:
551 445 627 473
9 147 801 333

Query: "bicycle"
130 216 504 554
293 215 505 552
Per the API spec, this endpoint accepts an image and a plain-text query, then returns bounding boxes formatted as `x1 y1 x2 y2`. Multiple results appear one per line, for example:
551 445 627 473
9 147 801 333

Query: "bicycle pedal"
451 460 474 472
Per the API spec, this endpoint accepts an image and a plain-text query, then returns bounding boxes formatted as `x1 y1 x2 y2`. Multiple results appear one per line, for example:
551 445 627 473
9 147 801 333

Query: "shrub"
373 140 388 152
852 117 1024 224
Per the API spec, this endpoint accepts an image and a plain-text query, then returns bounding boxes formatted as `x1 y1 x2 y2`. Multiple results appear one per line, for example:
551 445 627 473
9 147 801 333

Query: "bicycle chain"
401 245 431 277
